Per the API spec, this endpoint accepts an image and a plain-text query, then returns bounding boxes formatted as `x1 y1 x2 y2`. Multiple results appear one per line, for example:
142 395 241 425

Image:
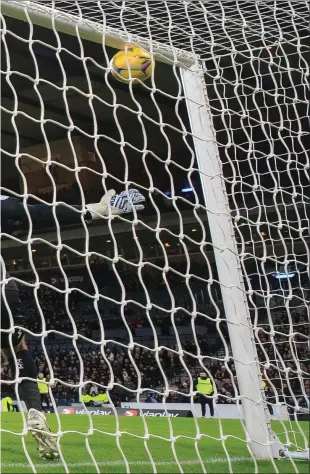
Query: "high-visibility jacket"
81 393 109 404
262 381 267 391
94 394 109 403
2 397 13 412
38 378 49 394
196 377 213 395
82 394 91 404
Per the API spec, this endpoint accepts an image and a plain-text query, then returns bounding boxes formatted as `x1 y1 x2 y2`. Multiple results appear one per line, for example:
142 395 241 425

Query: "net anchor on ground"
279 449 310 461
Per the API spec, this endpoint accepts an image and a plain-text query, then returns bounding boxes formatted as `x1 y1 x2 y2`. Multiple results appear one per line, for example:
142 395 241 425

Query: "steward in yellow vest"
37 374 50 412
2 396 13 412
81 393 109 405
262 379 274 416
196 372 214 418
37 375 48 394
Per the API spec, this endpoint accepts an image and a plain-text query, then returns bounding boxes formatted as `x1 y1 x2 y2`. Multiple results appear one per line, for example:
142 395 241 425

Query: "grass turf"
1 413 309 473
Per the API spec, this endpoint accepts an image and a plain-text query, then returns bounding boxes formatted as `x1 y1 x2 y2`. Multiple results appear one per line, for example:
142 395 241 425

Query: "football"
110 46 155 83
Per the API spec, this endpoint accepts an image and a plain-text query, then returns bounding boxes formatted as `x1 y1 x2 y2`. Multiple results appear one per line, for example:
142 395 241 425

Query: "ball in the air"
110 46 155 83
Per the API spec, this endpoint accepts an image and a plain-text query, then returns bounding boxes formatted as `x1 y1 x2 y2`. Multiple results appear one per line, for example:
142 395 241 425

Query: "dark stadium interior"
1 16 197 196
1 17 309 262
1 7 309 412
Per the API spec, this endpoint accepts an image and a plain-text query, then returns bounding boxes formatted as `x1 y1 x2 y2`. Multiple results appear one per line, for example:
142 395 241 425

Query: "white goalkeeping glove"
86 189 145 220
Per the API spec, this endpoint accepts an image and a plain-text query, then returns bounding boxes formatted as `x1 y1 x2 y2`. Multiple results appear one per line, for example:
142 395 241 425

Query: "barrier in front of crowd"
58 405 188 417
121 402 290 420
1 400 290 420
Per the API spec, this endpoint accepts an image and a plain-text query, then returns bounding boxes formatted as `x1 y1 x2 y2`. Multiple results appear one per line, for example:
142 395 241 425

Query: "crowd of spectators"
1 265 309 414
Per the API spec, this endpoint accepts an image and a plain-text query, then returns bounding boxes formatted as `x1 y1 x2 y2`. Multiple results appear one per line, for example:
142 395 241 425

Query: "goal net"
1 0 309 472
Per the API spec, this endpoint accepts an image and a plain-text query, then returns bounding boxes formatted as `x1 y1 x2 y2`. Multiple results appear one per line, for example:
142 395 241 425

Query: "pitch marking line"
2 456 252 469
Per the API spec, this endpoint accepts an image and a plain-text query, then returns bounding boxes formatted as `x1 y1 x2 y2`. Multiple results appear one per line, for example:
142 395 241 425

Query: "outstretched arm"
1 189 145 233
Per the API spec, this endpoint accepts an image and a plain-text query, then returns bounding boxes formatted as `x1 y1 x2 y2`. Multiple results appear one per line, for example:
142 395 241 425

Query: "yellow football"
110 46 155 83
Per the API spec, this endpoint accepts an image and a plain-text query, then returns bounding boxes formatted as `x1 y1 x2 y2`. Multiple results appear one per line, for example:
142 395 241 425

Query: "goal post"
180 64 283 460
1 0 309 471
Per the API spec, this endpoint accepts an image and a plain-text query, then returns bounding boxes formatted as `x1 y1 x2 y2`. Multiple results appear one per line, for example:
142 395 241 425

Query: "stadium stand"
1 264 308 413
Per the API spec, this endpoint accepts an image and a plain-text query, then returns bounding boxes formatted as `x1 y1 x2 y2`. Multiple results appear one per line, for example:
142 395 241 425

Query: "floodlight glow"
272 273 295 279
181 187 193 193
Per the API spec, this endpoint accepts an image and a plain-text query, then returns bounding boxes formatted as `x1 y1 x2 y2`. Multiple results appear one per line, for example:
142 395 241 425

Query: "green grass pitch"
1 413 309 473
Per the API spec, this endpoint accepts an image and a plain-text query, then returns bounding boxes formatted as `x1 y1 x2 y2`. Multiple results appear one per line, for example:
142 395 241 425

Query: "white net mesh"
1 0 309 472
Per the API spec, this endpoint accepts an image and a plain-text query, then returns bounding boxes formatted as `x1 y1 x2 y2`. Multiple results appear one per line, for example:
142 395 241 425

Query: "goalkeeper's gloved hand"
87 189 145 220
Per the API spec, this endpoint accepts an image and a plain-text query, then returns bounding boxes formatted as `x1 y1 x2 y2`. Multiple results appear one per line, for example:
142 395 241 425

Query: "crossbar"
1 0 198 68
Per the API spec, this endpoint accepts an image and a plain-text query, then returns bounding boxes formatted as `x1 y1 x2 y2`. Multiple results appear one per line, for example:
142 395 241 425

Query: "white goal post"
1 0 309 470
180 65 283 459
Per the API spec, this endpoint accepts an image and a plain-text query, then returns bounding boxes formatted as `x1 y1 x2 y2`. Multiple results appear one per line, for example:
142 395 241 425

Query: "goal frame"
0 0 197 68
2 0 307 462
180 65 283 461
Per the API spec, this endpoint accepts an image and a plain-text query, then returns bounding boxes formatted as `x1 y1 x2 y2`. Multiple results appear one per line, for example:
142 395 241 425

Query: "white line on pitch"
2 456 252 469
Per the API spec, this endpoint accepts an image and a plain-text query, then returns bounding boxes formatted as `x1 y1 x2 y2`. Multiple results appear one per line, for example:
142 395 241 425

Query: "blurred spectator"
145 393 158 403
